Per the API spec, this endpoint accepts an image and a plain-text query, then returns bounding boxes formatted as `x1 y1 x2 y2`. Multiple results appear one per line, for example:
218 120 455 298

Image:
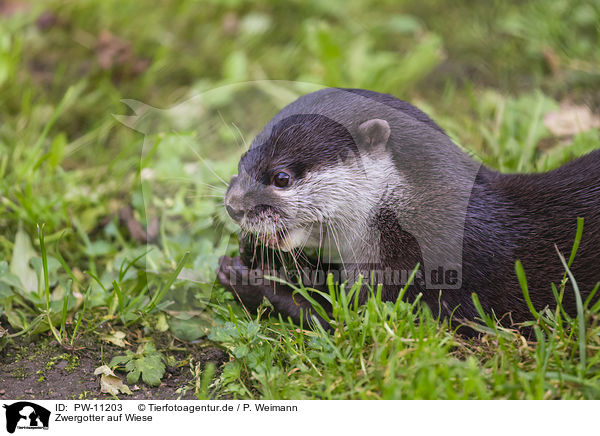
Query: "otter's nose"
226 205 244 223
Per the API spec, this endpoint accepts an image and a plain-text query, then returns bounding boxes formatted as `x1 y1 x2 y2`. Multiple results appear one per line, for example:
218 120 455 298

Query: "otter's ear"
358 119 390 150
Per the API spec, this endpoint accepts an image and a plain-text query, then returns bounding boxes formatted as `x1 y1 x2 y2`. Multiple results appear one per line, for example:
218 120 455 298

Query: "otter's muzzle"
224 175 245 223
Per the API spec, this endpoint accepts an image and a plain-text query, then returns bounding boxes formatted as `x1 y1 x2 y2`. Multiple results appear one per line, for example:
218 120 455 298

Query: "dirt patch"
0 334 227 400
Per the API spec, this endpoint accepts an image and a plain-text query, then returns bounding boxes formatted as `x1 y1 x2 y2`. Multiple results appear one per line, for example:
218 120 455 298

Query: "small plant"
109 340 166 387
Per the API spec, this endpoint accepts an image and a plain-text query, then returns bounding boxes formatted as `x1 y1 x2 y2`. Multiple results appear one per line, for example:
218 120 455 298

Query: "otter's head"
224 112 392 254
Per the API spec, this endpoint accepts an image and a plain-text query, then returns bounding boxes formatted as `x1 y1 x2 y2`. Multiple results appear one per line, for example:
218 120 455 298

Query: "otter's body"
218 88 600 328
455 158 600 321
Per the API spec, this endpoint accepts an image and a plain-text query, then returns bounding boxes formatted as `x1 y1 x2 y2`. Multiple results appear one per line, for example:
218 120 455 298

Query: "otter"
217 88 600 330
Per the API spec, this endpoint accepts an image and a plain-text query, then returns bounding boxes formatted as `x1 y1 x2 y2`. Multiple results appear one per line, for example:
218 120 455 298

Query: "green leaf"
126 369 141 384
233 343 249 358
85 240 113 257
30 256 61 288
10 224 38 293
48 133 66 169
140 361 164 386
168 314 211 341
109 354 131 366
110 341 166 387
0 260 25 293
387 15 422 34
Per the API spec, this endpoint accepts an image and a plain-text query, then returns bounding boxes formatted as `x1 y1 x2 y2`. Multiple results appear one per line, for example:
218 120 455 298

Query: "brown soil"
0 334 227 400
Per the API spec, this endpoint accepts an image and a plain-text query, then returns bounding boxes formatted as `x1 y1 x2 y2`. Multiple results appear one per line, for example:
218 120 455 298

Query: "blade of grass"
37 223 62 346
145 251 190 313
567 217 584 268
60 288 70 337
515 260 539 320
555 245 586 376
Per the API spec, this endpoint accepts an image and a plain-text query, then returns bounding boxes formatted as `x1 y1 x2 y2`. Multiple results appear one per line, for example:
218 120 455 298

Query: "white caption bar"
0 400 596 435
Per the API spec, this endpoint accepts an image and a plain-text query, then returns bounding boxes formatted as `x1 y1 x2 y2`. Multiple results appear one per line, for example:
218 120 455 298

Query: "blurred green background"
2 0 599 222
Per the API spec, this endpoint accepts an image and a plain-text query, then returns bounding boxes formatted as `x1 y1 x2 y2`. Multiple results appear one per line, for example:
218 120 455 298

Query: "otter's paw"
217 256 266 310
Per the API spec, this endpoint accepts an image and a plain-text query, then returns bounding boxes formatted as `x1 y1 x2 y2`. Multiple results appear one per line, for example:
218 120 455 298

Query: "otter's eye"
272 171 291 188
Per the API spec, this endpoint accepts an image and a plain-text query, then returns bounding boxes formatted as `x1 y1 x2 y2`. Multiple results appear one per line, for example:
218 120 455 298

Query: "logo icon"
3 402 50 433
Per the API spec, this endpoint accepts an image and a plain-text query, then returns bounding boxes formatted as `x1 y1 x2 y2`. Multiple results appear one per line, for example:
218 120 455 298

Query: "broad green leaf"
10 224 38 293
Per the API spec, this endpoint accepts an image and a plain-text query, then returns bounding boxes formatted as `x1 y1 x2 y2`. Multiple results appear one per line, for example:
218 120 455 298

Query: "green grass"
1 0 600 399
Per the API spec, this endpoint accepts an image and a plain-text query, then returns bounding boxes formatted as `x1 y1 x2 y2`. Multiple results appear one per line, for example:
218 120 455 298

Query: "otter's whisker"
327 221 346 274
316 221 324 273
174 131 229 187
231 121 249 151
158 177 227 192
281 224 304 280
217 111 246 152
186 194 228 200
